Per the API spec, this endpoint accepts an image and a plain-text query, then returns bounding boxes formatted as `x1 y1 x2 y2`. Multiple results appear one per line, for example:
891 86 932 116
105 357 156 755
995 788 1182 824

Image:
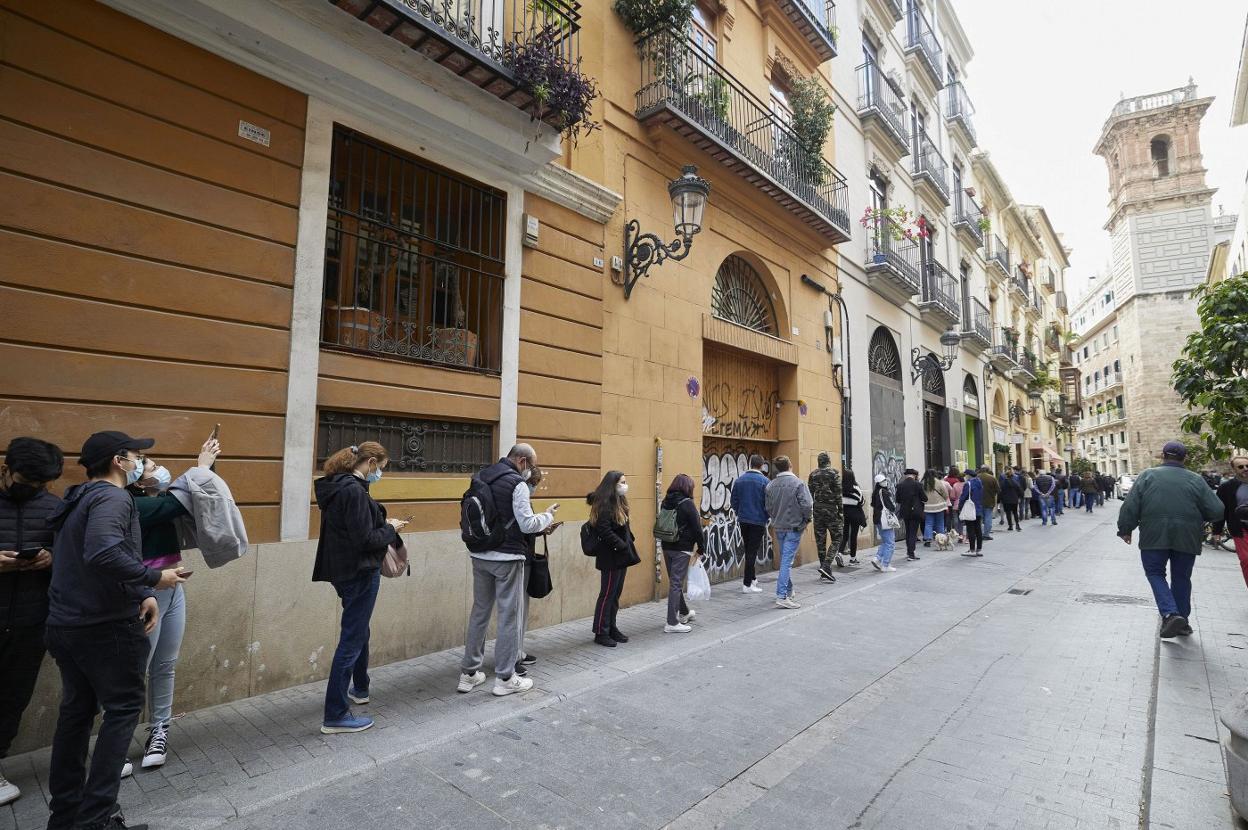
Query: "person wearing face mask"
458 444 552 696
313 442 407 734
586 471 640 647
514 466 559 678
46 431 186 830
0 437 64 807
122 436 221 771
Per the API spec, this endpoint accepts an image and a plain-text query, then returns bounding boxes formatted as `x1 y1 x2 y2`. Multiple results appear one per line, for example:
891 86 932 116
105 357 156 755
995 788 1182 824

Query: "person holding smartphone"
122 434 220 772
514 466 559 678
313 442 406 734
0 437 64 807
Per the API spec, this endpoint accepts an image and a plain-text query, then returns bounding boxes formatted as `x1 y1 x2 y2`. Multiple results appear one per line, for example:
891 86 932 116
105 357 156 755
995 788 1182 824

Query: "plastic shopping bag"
686 559 712 602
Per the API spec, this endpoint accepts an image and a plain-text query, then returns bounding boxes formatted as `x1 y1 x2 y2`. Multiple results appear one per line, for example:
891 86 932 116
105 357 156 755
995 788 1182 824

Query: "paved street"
4 502 1244 830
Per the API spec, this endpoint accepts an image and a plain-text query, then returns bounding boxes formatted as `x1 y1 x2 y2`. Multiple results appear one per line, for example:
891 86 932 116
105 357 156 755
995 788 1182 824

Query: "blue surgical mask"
151 466 172 490
365 466 383 484
123 457 144 486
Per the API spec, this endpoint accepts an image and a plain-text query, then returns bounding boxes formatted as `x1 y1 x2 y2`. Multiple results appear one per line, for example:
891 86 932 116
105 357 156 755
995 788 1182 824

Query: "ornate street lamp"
1008 388 1043 424
910 329 962 384
620 165 711 299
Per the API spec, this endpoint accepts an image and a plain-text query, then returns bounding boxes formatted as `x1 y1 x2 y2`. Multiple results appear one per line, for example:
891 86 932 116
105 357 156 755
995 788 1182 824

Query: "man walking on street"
1054 468 1067 516
894 468 925 561
1080 470 1098 513
1118 441 1224 639
730 455 769 593
1035 468 1058 526
978 466 999 540
1212 453 1248 589
808 452 842 581
765 456 812 609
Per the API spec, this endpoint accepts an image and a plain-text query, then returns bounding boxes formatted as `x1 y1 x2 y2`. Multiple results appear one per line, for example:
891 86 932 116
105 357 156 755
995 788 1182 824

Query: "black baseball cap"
1161 441 1187 461
78 431 155 469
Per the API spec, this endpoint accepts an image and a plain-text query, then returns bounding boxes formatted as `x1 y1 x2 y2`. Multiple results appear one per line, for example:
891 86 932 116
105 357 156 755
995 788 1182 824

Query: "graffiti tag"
702 383 779 438
701 450 774 578
871 449 905 490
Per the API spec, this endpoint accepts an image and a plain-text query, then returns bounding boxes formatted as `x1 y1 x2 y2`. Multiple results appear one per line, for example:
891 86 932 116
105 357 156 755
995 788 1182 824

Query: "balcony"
918 261 960 328
945 81 977 147
952 193 985 249
1056 290 1068 311
856 61 909 159
1017 351 1037 379
1009 267 1030 300
1042 267 1056 291
882 0 905 22
865 226 922 304
987 233 1010 279
904 2 943 89
772 0 839 62
1026 285 1043 319
329 0 581 128
990 326 1019 371
911 128 950 206
636 29 851 243
961 297 992 352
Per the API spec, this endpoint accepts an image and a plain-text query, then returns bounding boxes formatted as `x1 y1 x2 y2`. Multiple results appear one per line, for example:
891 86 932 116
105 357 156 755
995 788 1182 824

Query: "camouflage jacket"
808 467 843 516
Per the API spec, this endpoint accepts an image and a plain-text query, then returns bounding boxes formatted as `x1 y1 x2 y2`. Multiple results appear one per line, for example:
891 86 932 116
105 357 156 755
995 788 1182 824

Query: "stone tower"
1092 83 1216 473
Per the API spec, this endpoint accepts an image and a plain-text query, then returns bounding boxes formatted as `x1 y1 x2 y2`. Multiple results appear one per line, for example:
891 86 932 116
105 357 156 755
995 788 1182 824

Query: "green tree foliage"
1172 274 1248 459
613 0 693 35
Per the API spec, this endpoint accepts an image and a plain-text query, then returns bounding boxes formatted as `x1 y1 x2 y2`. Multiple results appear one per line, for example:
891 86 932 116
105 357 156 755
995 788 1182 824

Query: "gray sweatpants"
461 557 525 679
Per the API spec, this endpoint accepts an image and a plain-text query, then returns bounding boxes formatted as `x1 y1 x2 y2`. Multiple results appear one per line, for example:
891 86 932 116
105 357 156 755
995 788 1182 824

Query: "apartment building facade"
1071 274 1132 474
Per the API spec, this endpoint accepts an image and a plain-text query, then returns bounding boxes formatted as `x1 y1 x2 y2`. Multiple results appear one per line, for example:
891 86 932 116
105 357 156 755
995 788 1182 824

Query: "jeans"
1040 495 1056 525
146 584 186 727
0 624 46 757
740 523 765 586
46 618 149 830
1085 494 1095 513
923 512 946 540
592 567 627 635
1140 549 1197 618
775 530 802 599
462 558 525 675
1056 490 1066 514
324 569 381 723
874 525 896 567
1071 489 1081 508
662 549 691 625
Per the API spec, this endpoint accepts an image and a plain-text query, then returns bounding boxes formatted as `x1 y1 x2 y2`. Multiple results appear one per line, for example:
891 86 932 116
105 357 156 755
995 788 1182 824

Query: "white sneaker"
748 583 763 593
0 775 19 806
121 760 133 778
492 674 533 696
678 609 696 624
884 566 897 572
775 597 801 609
871 557 883 572
664 623 692 633
457 670 486 694
741 583 753 594
141 722 169 769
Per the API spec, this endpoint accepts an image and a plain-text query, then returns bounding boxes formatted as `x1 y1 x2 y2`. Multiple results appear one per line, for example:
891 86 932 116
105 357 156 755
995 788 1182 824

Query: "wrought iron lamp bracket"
910 347 953 385
621 219 694 299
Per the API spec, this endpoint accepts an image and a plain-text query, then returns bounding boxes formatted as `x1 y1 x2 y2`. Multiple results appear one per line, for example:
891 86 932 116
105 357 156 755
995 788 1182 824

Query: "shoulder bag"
528 535 554 599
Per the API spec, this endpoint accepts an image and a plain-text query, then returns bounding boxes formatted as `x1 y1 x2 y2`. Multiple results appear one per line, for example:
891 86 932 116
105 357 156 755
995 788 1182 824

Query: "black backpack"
580 521 600 556
460 474 507 553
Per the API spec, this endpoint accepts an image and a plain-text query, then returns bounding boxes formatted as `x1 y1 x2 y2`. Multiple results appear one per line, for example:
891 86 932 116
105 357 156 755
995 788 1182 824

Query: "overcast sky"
954 0 1248 301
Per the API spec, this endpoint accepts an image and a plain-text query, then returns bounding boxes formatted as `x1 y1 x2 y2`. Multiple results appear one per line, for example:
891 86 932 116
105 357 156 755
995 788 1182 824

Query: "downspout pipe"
800 274 852 469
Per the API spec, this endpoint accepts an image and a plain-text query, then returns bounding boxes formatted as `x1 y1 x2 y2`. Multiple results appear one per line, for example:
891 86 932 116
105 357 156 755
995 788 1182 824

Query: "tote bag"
959 498 979 523
528 536 554 599
881 507 902 531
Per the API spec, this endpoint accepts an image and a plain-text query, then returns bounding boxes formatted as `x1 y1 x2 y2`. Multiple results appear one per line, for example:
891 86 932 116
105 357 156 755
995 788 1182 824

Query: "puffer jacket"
312 474 397 583
0 488 61 629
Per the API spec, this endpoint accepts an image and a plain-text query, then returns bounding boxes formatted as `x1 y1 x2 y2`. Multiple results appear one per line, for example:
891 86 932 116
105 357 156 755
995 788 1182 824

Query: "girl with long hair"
921 468 951 546
658 473 704 633
586 471 639 647
838 469 866 565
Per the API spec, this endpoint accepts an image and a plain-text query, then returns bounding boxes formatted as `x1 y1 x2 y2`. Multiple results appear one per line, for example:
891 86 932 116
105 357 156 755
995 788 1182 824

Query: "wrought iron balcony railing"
904 2 943 87
776 0 839 61
856 61 909 155
1018 351 1037 376
330 0 582 127
911 127 950 204
919 261 960 324
963 297 992 348
1010 266 1030 298
945 81 976 146
1043 267 1056 290
988 233 1010 277
991 326 1019 368
865 225 922 298
952 193 985 248
636 28 851 242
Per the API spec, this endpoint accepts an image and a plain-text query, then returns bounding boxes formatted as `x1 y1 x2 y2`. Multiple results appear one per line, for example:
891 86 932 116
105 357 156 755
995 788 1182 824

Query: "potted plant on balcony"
504 25 600 145
788 74 836 186
860 206 927 261
685 72 735 143
977 215 991 233
614 0 694 36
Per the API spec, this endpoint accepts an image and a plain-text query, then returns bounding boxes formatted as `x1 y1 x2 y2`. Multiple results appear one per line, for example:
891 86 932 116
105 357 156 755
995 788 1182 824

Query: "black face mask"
5 482 41 502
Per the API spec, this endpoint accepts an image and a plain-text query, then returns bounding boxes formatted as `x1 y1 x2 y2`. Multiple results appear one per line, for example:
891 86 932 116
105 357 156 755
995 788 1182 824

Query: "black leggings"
1003 503 1020 530
966 515 983 551
592 568 627 635
839 521 864 556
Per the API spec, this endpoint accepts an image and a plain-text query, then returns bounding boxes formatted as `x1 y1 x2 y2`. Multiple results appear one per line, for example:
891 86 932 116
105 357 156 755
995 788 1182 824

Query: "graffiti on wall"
871 449 905 490
701 383 780 440
701 449 774 578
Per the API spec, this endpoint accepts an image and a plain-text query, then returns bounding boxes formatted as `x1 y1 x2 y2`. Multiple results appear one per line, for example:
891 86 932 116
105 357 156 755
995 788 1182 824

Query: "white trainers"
834 552 845 568
141 722 169 769
664 623 692 633
741 583 753 594
121 760 133 778
884 566 897 572
0 775 19 806
457 670 486 694
775 597 801 609
871 557 883 572
492 674 533 696
678 609 696 624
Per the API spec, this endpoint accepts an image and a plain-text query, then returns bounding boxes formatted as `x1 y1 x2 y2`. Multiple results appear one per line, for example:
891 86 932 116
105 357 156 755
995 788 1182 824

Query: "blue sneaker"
348 687 369 704
321 715 374 734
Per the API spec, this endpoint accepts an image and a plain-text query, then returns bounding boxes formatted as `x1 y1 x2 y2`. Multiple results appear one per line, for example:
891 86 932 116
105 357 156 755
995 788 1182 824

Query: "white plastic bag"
959 498 979 522
686 559 711 602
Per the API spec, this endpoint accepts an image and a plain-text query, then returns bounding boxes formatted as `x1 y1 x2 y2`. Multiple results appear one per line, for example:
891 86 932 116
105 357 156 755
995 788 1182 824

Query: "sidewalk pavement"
2 502 1246 829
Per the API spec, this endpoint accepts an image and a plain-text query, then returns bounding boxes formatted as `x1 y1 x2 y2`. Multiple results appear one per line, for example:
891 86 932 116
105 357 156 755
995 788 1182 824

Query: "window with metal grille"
322 127 506 373
317 410 494 474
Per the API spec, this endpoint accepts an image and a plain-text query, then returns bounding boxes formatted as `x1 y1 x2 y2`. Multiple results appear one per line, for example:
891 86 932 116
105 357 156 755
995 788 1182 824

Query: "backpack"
653 499 688 544
580 521 600 556
460 475 506 553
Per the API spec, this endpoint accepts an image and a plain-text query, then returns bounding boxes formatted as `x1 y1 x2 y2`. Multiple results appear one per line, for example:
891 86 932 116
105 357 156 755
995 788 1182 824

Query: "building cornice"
528 164 622 226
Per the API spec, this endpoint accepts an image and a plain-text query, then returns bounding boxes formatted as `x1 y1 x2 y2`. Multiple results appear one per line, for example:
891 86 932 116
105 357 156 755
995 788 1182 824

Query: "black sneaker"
817 565 835 581
907 555 920 561
923 540 931 547
608 628 629 643
593 634 617 648
519 653 537 666
1179 623 1194 636
1160 615 1187 639
513 662 528 677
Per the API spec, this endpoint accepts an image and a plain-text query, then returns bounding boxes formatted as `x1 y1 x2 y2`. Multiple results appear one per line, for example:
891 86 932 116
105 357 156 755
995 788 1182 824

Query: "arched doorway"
702 254 782 582
962 374 982 469
920 355 947 471
868 326 905 487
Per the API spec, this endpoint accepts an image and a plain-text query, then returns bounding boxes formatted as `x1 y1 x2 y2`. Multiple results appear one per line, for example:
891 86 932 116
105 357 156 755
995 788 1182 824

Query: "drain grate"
1006 588 1032 596
1077 593 1152 606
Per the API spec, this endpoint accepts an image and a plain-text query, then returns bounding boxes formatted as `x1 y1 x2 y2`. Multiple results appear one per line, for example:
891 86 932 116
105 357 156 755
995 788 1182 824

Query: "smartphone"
16 546 44 560
209 423 221 442
178 569 194 579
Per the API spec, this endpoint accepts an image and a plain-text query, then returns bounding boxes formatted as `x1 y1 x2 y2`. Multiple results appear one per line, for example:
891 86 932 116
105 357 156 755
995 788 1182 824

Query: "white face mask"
122 456 144 486
616 482 629 496
521 467 532 482
151 465 172 490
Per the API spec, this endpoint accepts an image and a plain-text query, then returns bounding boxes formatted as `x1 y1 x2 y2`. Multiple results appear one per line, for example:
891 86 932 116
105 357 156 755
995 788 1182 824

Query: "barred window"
317 410 493 474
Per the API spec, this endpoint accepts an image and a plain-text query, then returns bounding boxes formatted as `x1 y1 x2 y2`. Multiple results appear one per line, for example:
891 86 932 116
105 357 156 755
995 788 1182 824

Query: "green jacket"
132 492 190 562
1117 463 1224 555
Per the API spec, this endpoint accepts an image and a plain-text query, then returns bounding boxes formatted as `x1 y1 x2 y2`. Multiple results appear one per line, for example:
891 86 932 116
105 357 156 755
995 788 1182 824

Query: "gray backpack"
653 498 688 544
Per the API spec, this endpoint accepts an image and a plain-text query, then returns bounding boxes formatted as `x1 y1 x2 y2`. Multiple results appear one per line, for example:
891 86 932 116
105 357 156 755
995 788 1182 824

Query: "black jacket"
590 503 640 572
1214 479 1248 538
842 485 867 525
480 458 526 558
48 481 159 628
894 478 925 521
0 488 61 630
312 474 397 583
659 492 705 554
998 475 1023 505
871 484 897 527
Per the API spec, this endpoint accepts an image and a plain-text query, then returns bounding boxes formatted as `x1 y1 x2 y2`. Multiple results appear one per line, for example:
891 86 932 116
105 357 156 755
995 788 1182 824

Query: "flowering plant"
860 206 929 242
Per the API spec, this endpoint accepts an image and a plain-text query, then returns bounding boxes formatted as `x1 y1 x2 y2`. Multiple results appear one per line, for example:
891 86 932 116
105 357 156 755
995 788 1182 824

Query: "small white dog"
933 532 952 551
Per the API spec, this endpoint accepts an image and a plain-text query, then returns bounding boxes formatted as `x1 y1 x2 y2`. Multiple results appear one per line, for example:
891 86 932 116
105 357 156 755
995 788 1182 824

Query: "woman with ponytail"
586 471 639 647
313 442 407 734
